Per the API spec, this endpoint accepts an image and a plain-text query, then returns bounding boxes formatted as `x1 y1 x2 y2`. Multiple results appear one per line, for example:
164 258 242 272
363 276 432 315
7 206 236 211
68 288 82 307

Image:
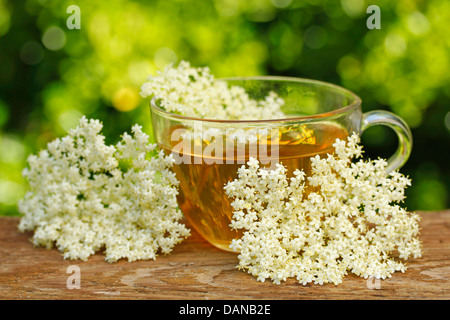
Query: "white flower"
18 116 190 262
225 133 422 285
140 60 285 121
140 60 288 149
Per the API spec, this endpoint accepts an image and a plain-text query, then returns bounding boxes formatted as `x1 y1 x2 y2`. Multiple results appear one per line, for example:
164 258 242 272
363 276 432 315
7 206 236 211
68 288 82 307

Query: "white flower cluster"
224 133 422 285
140 60 286 120
18 117 190 262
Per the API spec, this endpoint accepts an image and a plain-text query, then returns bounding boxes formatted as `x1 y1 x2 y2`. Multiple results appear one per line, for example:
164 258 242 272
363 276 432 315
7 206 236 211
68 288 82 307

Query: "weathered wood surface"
0 211 449 300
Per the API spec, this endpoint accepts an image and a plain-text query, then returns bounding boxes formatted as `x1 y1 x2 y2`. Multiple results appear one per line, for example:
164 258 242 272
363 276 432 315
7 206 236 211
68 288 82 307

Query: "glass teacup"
150 77 412 251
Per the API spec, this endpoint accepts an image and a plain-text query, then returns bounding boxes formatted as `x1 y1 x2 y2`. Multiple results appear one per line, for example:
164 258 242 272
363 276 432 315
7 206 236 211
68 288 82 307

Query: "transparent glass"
150 76 412 251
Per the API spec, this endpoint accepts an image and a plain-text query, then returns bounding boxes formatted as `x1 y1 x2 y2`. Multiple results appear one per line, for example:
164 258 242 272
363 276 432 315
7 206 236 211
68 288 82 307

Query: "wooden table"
0 211 449 300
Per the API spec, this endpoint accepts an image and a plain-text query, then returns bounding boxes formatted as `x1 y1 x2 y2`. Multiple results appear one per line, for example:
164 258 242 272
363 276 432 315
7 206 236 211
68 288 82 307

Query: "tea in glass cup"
150 77 412 251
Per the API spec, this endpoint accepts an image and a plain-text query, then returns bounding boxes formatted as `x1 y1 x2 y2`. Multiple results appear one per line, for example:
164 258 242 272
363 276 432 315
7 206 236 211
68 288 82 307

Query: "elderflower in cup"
142 63 412 252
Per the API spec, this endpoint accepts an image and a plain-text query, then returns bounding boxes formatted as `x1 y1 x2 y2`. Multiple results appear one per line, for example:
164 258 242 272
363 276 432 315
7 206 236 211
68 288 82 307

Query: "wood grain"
0 211 449 300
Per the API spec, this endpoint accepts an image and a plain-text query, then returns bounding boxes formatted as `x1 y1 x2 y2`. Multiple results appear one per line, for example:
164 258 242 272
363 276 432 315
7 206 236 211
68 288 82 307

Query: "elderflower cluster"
224 133 422 285
140 60 286 120
18 117 190 262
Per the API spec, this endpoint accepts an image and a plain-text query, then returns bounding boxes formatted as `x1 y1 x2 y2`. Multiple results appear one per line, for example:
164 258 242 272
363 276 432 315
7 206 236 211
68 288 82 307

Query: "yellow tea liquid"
164 123 348 251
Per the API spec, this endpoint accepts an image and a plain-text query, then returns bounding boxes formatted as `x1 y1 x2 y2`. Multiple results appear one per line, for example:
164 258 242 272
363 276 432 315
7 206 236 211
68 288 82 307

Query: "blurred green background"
0 0 449 215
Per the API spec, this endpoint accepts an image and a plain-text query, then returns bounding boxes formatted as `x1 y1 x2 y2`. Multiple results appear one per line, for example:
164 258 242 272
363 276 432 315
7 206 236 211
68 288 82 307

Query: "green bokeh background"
0 0 449 215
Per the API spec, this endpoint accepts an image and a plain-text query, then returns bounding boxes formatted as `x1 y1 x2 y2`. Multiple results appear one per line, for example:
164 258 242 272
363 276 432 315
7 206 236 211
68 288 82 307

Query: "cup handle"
361 110 413 173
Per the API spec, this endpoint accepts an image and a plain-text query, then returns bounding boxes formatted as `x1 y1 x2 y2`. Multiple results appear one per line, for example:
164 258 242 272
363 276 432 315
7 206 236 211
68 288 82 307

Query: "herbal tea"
149 70 413 259
164 123 349 251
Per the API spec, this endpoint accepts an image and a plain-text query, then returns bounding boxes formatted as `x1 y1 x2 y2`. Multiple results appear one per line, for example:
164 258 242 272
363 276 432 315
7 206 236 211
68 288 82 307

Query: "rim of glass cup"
149 76 362 123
